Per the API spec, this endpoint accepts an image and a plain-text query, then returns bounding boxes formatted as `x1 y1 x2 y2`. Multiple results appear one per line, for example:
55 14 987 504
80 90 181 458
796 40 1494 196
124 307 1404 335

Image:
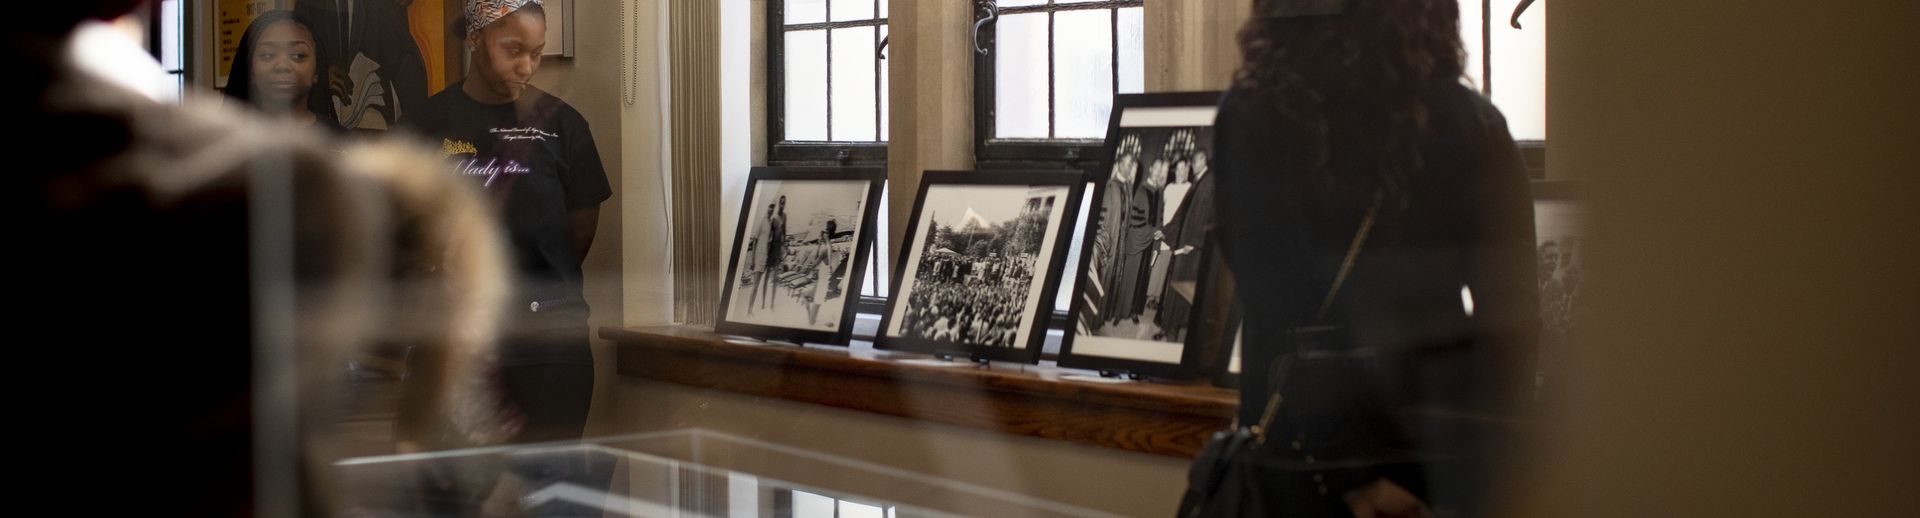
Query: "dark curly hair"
1234 0 1466 206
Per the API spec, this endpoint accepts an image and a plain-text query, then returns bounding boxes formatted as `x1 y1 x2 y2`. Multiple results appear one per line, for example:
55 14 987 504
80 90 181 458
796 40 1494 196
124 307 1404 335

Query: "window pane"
1053 9 1114 139
997 0 1047 8
879 25 891 141
840 501 885 518
830 27 879 142
830 0 875 22
861 187 890 298
792 491 835 518
1459 0 1485 91
995 13 1051 139
1492 0 1547 140
161 0 182 71
1055 184 1094 313
1117 7 1144 94
784 30 829 141
786 0 826 25
879 0 887 19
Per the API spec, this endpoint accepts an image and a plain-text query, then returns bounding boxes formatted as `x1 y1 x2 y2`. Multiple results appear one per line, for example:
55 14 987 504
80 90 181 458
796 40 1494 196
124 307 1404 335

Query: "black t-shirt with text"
407 82 611 365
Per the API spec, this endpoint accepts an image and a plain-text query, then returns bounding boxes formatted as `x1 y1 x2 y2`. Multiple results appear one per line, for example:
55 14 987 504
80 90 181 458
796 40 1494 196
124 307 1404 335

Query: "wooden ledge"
605 325 1237 458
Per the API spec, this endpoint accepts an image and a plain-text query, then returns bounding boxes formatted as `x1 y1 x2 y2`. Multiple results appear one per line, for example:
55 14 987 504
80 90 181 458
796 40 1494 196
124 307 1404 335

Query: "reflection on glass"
1117 7 1145 95
785 30 829 141
996 13 1051 139
786 0 827 25
830 0 875 22
997 0 1048 8
1053 9 1115 139
831 27 879 141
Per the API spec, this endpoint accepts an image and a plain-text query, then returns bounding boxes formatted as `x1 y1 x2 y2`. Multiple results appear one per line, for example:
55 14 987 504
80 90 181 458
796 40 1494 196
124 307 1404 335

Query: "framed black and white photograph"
715 167 886 345
1059 91 1224 378
875 170 1086 363
1532 180 1585 394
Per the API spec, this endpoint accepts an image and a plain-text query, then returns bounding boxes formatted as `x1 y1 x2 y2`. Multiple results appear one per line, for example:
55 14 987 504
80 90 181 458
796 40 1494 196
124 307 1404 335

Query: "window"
974 0 1146 169
782 489 896 518
1463 0 1548 176
770 0 891 166
150 0 188 102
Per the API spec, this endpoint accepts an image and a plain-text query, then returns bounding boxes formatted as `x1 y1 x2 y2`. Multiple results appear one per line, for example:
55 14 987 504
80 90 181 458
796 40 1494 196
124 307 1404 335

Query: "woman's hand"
1345 478 1429 518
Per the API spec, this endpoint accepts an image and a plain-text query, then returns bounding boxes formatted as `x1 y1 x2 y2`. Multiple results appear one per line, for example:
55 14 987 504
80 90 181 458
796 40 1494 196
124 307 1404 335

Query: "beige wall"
526 0 675 435
882 0 976 264
1516 1 1919 516
1145 0 1252 91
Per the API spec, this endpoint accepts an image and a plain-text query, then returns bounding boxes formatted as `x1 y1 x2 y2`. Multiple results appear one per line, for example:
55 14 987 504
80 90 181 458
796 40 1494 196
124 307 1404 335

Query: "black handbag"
1178 195 1385 518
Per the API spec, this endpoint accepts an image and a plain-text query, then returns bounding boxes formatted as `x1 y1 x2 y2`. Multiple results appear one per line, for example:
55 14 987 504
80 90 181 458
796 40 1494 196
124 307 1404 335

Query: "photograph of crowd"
1074 125 1216 360
887 184 1074 350
723 179 873 332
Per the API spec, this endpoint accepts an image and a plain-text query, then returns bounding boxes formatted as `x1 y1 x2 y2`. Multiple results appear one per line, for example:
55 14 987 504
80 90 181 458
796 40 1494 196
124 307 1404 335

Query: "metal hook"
1510 0 1538 29
972 1 998 55
877 35 889 60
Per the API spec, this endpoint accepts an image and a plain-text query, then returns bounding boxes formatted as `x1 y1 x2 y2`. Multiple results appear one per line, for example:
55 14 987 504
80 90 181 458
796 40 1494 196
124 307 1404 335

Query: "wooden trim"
606 325 1237 458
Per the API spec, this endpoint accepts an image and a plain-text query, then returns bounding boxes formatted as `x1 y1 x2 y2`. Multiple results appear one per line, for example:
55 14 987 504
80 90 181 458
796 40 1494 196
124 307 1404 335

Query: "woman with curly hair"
1195 0 1539 515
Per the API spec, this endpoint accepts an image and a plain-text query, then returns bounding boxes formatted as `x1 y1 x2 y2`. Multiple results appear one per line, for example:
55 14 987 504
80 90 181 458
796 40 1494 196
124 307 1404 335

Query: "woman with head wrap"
403 0 610 448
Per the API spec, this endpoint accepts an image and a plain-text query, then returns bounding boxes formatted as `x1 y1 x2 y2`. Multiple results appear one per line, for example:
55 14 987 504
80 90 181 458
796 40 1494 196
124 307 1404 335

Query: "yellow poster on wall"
215 0 276 87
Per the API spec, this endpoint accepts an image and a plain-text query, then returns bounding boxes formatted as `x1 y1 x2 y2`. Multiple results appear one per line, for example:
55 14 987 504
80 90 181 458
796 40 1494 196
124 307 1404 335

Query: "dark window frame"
768 0 891 167
972 0 1144 171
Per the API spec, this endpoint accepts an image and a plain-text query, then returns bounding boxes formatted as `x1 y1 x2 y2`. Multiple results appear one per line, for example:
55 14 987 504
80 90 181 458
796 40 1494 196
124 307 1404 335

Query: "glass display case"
335 428 1118 518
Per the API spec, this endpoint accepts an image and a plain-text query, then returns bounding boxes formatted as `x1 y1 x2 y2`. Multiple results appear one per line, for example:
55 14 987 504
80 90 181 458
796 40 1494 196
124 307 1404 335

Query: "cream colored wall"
525 0 674 436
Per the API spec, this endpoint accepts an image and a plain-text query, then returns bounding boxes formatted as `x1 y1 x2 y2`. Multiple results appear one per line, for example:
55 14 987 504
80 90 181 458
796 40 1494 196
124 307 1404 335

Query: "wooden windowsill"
604 325 1238 458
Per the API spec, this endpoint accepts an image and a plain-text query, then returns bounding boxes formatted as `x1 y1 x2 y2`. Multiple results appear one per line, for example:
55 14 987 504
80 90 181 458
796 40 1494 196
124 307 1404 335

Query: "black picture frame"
1057 91 1225 379
1531 179 1585 397
715 166 887 345
874 170 1087 363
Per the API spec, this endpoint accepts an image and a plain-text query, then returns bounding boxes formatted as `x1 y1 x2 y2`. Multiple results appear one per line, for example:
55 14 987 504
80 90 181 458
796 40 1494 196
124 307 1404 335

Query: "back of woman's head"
1235 0 1466 203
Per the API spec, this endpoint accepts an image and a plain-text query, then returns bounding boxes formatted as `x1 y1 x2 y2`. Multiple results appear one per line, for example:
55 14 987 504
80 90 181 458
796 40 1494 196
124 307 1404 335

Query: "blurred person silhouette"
221 9 345 134
1186 0 1538 516
10 2 509 515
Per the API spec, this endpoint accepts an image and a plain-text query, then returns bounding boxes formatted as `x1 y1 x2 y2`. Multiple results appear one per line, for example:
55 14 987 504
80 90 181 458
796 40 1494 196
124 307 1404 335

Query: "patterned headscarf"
466 0 544 36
